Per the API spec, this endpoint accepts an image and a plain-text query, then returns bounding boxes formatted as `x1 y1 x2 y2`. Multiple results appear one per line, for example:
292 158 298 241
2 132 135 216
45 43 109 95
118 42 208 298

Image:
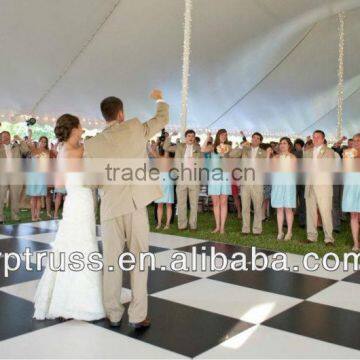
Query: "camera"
159 128 166 142
26 117 36 126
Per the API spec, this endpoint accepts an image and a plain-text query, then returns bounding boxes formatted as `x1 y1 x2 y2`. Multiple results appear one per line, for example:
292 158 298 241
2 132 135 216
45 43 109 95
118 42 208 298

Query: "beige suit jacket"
304 144 335 197
163 138 202 159
163 138 202 185
229 144 267 165
229 145 267 159
0 141 30 158
84 101 169 221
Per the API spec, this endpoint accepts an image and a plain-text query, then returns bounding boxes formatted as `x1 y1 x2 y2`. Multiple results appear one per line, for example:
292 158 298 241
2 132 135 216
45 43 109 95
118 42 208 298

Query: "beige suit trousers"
305 186 334 243
241 185 264 234
176 184 199 230
0 185 21 221
101 207 149 323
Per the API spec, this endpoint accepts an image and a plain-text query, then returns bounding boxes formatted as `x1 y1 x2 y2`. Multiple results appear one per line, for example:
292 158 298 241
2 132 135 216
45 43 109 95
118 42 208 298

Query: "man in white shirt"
163 130 202 230
230 132 268 234
0 131 30 223
240 133 267 234
303 130 335 245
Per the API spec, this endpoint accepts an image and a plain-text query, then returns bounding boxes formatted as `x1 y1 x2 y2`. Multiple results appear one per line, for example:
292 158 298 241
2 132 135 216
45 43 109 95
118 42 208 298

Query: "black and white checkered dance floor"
0 220 360 358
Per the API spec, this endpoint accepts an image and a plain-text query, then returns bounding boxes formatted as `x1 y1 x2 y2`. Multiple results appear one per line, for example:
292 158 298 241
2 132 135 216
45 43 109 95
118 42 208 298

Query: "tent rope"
299 84 359 136
206 22 317 129
30 0 121 115
179 0 193 138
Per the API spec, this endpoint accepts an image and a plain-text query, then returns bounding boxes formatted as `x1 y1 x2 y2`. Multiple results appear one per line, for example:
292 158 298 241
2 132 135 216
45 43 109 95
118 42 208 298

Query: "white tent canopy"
0 0 359 138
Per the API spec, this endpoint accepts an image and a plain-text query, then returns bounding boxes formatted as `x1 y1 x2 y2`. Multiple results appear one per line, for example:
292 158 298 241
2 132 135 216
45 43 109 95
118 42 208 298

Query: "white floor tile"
17 232 56 244
153 278 302 324
0 320 185 359
267 252 356 281
308 281 360 312
30 221 59 230
0 234 11 239
154 250 231 278
0 279 39 302
1 279 132 305
196 324 360 359
149 232 206 250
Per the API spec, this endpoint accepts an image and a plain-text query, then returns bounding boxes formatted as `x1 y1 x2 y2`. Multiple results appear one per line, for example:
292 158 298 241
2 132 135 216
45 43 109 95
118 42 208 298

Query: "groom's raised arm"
142 89 169 140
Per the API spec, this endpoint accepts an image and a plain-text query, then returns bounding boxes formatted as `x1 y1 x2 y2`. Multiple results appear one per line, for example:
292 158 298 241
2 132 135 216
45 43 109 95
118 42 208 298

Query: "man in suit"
163 129 202 230
293 138 306 228
84 90 169 329
230 132 267 234
0 131 30 223
303 130 335 245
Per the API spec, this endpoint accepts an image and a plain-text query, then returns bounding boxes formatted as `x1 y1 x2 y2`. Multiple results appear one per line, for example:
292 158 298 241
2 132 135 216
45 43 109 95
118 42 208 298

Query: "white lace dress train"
33 179 105 321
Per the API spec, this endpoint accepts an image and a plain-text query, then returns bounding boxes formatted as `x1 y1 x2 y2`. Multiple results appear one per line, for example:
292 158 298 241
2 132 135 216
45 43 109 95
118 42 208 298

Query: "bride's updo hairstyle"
55 114 80 142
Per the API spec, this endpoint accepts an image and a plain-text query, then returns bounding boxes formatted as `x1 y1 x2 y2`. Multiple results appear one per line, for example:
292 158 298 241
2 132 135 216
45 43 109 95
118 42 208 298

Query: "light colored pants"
305 186 334 243
241 185 264 234
101 207 149 323
176 184 199 230
0 185 21 221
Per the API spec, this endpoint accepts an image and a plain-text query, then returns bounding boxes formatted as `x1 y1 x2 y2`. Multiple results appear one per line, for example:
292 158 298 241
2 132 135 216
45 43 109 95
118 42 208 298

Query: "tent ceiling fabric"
0 0 359 137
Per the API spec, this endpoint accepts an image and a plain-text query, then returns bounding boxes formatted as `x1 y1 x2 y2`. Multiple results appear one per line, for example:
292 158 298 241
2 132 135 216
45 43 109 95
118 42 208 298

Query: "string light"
0 111 338 142
180 0 193 139
337 12 345 140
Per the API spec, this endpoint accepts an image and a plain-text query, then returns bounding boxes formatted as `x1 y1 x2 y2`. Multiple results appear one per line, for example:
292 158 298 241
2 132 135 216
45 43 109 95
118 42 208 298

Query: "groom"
84 90 169 328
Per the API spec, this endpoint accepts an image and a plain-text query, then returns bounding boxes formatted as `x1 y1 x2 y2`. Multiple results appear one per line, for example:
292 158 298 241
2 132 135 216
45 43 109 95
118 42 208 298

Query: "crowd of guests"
0 129 66 223
149 129 360 252
1 126 359 252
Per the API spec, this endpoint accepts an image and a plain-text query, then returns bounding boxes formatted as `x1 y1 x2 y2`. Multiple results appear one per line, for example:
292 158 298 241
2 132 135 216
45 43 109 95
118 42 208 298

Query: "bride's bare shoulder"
59 143 84 159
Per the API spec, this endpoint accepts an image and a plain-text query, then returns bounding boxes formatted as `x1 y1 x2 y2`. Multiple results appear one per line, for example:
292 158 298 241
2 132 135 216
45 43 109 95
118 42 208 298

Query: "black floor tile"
148 245 169 254
263 301 360 351
343 271 360 284
176 241 275 261
0 238 50 254
123 267 199 294
94 296 253 357
0 224 53 237
97 242 168 255
209 268 336 299
0 257 43 288
31 221 59 232
0 291 61 341
96 225 101 237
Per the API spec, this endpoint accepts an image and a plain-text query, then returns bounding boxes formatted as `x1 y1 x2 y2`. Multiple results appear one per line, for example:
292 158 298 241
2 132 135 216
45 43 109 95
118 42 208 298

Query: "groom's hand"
150 89 163 101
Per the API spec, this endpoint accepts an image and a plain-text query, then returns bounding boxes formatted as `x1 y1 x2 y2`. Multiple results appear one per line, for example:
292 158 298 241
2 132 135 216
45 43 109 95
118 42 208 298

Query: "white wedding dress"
34 173 105 321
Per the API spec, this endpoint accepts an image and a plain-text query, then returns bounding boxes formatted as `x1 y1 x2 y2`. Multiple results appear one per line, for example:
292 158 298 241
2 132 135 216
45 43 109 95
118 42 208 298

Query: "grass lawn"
3 207 355 260
2 208 62 225
148 207 355 260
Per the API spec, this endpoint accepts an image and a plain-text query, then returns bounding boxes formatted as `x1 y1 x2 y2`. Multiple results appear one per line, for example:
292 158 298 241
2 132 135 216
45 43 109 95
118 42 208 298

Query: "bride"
34 114 105 321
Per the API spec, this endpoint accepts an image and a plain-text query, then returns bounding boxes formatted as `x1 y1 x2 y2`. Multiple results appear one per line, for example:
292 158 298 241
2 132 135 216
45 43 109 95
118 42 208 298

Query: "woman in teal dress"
271 137 297 241
26 136 50 221
342 133 360 252
150 145 174 230
202 129 232 234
